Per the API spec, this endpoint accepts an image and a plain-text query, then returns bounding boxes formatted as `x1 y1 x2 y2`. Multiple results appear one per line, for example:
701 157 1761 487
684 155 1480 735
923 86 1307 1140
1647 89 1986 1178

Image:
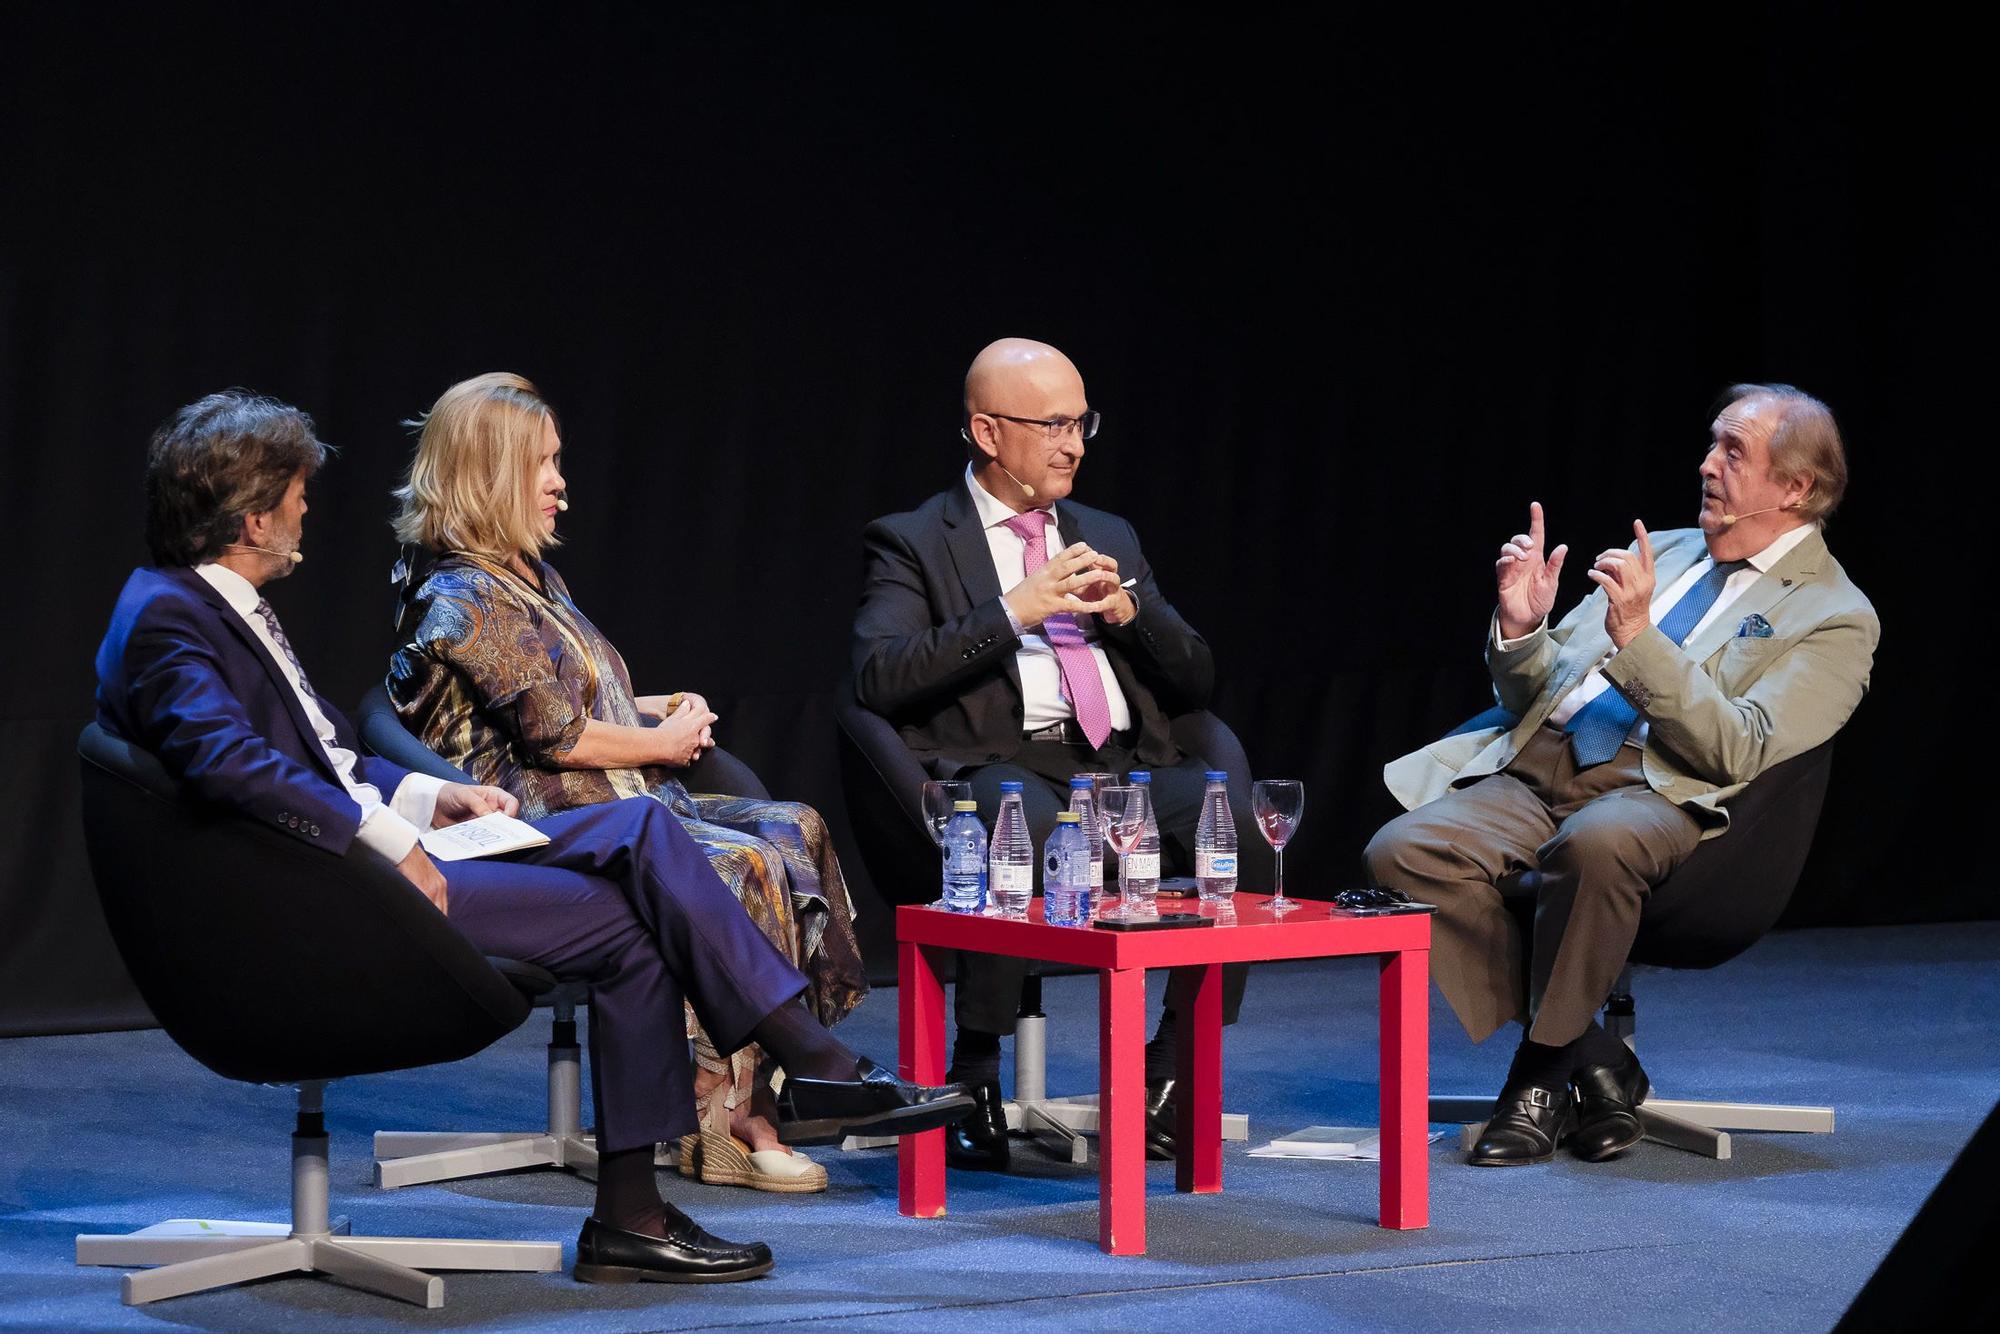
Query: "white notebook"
419 812 550 862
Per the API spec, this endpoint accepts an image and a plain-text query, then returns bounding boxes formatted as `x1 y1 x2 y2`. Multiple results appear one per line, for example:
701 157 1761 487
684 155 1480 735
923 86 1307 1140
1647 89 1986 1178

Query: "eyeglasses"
974 410 1101 441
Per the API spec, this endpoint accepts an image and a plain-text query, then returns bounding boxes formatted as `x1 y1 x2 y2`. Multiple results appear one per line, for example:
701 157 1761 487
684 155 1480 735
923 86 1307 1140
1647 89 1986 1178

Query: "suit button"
288 817 299 828
278 812 289 821
309 824 320 835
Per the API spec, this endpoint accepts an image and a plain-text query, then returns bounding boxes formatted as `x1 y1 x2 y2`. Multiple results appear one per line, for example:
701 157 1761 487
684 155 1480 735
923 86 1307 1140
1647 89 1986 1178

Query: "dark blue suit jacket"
95 565 415 858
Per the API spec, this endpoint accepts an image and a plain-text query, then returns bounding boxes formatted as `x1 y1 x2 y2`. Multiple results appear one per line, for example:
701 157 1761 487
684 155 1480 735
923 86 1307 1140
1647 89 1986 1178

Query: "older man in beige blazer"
1367 383 1878 1168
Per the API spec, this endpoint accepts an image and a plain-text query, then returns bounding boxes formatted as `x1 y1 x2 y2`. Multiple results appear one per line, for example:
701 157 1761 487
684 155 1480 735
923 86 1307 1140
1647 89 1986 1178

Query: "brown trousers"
1364 726 1702 1046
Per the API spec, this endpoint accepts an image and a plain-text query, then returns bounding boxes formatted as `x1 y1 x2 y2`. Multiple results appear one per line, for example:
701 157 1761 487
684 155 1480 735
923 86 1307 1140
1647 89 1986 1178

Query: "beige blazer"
1383 525 1878 838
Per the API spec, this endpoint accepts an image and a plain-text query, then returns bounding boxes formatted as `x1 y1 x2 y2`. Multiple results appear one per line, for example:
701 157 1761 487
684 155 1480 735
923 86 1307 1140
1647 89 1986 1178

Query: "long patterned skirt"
655 790 868 1129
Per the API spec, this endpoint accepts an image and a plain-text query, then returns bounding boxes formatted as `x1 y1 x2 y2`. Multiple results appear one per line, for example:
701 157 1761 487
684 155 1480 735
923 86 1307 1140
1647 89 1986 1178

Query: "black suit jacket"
852 481 1213 776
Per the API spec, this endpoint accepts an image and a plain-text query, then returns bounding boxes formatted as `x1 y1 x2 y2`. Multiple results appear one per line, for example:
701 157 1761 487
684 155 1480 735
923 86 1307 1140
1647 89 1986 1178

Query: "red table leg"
1170 963 1222 1194
1099 965 1148 1254
899 940 947 1219
1377 947 1429 1229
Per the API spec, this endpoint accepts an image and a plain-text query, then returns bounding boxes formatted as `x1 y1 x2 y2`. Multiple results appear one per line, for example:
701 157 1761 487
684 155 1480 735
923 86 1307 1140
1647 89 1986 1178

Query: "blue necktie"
1563 560 1746 767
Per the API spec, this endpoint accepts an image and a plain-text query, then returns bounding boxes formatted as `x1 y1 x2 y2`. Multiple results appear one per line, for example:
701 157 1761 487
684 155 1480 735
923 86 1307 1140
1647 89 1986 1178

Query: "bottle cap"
1056 811 1080 823
1205 770 1227 782
953 800 978 812
1069 775 1094 788
1128 770 1151 783
1000 780 1024 793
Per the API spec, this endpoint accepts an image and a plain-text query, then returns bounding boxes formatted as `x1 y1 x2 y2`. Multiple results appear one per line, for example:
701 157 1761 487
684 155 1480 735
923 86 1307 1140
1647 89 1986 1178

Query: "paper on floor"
1246 1125 1448 1160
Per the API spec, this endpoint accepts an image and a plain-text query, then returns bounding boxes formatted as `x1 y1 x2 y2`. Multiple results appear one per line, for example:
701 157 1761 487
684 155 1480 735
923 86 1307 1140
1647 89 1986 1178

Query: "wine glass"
1076 770 1118 881
921 780 972 908
1252 779 1304 913
921 780 972 846
1096 784 1149 920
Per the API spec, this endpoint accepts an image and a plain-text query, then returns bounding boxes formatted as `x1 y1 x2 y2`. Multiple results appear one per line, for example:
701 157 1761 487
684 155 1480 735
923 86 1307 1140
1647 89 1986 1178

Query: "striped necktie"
253 598 317 701
1563 559 1746 767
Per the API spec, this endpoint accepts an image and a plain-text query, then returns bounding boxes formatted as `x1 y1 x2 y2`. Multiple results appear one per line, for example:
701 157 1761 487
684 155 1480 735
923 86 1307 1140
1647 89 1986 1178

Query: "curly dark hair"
144 391 329 566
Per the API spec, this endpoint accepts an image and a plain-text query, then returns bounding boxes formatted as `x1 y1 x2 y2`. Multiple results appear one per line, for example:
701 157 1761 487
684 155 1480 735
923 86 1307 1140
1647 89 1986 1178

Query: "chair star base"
1436 1093 1835 1161
76 1222 563 1308
79 1083 562 1308
373 989 674 1187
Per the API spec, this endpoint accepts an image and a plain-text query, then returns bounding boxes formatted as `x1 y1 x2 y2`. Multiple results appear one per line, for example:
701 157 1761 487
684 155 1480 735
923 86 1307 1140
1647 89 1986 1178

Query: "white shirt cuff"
1493 616 1548 652
1000 596 1025 638
356 805 424 864
390 772 447 833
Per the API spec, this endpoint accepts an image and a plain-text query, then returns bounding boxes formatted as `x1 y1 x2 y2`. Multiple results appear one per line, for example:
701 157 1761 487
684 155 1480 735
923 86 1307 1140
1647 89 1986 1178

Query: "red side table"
896 893 1430 1255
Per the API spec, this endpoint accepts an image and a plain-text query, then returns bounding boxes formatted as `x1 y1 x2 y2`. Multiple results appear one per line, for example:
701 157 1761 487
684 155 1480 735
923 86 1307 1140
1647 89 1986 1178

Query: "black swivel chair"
354 684 770 1186
72 724 562 1308
1429 738 1840 1159
835 673 1253 1158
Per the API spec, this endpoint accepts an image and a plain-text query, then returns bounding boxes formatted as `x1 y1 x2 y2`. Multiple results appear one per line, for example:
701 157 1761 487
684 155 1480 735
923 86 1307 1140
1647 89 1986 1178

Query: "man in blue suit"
97 390 970 1285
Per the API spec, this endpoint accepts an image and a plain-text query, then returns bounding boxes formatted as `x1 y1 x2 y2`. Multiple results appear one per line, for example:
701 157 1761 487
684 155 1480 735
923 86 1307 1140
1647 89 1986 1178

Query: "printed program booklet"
419 812 550 862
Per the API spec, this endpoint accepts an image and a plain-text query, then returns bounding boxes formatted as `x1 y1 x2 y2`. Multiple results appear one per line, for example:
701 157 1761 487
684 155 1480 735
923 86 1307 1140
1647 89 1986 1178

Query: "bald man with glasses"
852 337 1260 1172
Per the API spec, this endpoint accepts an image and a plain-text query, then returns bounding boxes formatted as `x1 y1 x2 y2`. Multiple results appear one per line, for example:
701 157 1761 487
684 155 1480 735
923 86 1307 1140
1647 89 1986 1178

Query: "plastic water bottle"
989 780 1035 918
1124 770 1162 909
1194 770 1239 901
1067 775 1105 899
941 800 988 913
1042 812 1093 927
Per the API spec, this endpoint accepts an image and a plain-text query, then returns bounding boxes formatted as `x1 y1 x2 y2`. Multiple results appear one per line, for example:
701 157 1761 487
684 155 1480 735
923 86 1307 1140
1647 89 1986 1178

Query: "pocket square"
1736 613 1774 639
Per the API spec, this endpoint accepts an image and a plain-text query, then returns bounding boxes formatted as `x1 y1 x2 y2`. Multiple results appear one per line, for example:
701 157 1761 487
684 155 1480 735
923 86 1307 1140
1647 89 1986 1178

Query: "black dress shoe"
944 1077 1010 1171
572 1210 773 1284
1468 1082 1574 1166
1144 1078 1177 1161
1569 1046 1650 1162
774 1056 974 1145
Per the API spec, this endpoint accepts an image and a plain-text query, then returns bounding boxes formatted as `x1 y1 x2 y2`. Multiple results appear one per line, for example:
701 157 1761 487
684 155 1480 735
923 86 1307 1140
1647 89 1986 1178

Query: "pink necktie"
1003 511 1114 749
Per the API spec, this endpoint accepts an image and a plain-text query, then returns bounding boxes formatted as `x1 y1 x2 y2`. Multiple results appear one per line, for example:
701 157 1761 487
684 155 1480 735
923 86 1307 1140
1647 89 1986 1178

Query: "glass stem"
1273 847 1285 900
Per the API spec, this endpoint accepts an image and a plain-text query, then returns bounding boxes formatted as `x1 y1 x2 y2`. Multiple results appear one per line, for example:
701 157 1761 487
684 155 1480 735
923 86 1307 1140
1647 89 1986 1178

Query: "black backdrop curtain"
1 4 1978 1034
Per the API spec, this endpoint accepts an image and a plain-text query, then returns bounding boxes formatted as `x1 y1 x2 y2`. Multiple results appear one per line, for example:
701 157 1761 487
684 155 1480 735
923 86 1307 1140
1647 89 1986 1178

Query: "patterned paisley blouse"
386 553 867 1105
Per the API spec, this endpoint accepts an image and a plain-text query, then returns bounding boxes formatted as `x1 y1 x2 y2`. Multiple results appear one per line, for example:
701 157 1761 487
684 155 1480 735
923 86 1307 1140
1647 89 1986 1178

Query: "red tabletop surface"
895 893 1431 967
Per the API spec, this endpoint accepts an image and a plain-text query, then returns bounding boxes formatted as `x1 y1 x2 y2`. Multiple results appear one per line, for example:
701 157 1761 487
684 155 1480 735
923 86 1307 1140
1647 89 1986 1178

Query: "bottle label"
1123 852 1160 880
1089 859 1104 888
1197 852 1238 878
991 864 1033 894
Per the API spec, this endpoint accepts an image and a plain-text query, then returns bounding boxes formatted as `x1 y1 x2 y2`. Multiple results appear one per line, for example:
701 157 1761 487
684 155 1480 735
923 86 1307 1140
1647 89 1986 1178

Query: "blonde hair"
393 372 560 557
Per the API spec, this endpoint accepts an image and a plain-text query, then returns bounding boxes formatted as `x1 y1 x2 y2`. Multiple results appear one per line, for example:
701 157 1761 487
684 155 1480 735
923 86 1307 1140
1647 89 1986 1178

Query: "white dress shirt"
965 464 1134 734
1499 523 1816 747
196 563 444 862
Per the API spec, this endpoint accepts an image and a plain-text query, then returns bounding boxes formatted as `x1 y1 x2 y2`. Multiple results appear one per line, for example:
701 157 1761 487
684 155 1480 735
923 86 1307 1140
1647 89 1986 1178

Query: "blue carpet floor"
2 922 1994 1332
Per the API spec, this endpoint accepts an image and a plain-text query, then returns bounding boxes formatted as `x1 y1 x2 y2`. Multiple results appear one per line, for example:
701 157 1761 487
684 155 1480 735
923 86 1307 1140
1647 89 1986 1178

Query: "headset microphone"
997 465 1036 499
1721 504 1787 526
556 494 569 512
961 427 1038 500
225 542 304 565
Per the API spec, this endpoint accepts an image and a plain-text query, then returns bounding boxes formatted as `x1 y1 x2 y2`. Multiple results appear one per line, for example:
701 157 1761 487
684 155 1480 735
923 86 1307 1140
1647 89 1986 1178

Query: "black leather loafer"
945 1077 1011 1171
774 1056 974 1145
1569 1046 1650 1162
1467 1082 1574 1166
572 1210 773 1284
1144 1077 1177 1161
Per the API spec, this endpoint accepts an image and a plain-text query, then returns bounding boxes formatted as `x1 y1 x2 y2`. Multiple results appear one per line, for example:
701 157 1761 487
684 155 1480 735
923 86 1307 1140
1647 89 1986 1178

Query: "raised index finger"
1633 520 1653 568
1528 501 1546 550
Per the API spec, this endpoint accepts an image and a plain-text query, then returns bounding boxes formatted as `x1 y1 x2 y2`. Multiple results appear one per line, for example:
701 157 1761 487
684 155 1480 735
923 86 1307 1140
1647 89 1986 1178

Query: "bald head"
961 338 1092 512
964 338 1084 416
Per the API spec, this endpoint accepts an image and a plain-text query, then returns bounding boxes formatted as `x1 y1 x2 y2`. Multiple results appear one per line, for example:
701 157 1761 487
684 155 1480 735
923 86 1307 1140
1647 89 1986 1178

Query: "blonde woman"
386 372 866 1194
